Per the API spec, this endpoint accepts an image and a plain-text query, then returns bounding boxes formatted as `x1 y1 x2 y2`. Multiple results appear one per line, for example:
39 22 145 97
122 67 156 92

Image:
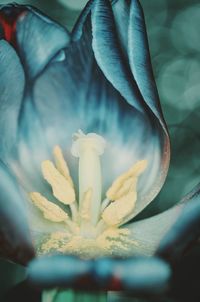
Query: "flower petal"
111 0 167 129
92 0 146 113
27 255 171 293
126 184 200 257
14 5 70 78
0 4 69 78
0 161 34 264
156 184 200 262
128 0 166 127
19 0 169 223
0 40 25 157
27 255 92 288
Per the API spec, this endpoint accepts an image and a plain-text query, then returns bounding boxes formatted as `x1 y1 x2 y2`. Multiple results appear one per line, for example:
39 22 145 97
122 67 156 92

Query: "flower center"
30 130 147 258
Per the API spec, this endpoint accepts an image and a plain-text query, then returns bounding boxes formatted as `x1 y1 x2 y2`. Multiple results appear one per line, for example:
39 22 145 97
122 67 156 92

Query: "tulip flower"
0 1 199 302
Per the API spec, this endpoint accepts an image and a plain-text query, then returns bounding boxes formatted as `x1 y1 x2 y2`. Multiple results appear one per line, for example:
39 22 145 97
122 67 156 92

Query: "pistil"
71 130 106 226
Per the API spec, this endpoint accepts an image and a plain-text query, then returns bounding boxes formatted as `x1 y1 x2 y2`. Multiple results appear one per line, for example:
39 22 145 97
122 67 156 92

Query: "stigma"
30 130 147 258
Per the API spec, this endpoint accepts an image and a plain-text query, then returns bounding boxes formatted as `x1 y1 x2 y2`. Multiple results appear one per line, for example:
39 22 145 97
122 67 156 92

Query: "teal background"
0 0 200 300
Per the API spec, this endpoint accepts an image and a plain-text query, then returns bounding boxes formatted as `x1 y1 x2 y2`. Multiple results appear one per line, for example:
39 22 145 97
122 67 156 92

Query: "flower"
0 0 199 296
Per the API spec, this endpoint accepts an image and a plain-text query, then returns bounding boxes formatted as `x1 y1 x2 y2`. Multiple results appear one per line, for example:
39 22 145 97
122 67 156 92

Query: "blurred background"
0 0 200 300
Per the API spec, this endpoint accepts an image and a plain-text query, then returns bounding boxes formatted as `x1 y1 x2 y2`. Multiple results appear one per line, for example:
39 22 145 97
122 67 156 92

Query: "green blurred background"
0 0 200 300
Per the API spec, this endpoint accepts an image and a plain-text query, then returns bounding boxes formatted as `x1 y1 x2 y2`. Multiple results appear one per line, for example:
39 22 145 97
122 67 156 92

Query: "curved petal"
91 0 144 113
17 0 170 224
128 0 166 127
111 0 167 128
16 6 70 78
27 255 170 292
0 40 25 157
0 4 70 79
90 0 170 219
0 160 34 264
125 184 200 257
156 183 200 262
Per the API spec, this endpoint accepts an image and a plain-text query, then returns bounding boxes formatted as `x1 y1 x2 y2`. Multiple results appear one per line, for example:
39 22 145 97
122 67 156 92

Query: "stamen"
30 192 69 223
53 145 74 187
106 160 147 201
42 160 75 205
30 131 148 258
102 190 137 226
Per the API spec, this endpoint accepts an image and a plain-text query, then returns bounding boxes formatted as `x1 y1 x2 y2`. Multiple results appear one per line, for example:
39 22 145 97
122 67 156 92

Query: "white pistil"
71 130 106 226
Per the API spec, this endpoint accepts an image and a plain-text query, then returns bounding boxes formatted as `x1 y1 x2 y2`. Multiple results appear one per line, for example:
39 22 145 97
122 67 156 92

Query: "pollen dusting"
39 228 138 259
30 131 147 258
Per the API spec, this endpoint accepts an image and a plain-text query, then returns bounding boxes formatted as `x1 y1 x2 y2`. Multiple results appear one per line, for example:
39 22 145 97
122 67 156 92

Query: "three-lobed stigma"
29 130 147 258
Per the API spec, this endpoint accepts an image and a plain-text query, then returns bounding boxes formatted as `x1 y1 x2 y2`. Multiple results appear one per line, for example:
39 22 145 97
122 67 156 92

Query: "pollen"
30 131 147 258
39 228 139 258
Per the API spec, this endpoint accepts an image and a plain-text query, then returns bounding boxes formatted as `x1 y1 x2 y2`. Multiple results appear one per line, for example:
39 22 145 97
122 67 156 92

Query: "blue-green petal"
0 40 25 158
0 4 70 79
27 255 92 288
0 161 34 264
91 0 144 113
157 183 200 262
27 255 170 292
16 6 70 78
128 0 166 127
126 183 200 257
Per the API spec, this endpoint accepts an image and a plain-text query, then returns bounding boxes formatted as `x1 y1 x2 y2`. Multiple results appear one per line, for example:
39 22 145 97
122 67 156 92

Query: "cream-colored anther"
102 190 137 226
71 130 106 225
106 160 147 201
42 160 75 205
81 188 93 220
30 192 69 223
53 145 74 187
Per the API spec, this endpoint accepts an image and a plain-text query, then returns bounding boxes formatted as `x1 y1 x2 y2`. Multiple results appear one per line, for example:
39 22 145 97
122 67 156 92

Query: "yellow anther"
116 177 137 198
30 192 69 223
81 188 93 220
42 160 75 205
53 145 74 187
102 190 137 226
106 160 147 201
